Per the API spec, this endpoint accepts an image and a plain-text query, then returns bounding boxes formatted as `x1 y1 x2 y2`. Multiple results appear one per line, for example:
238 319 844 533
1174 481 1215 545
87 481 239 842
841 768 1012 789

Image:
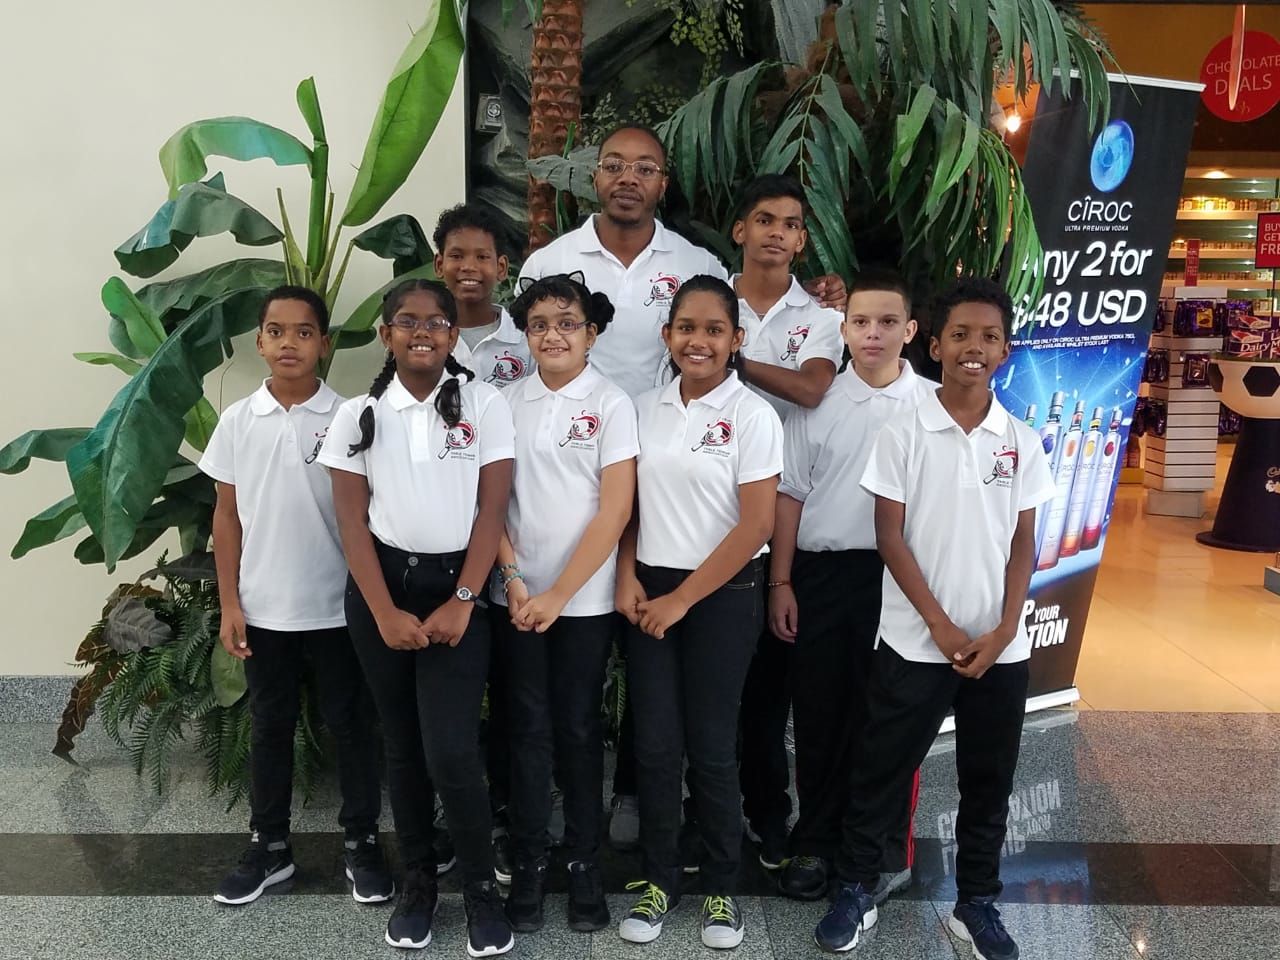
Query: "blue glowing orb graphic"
1089 120 1134 193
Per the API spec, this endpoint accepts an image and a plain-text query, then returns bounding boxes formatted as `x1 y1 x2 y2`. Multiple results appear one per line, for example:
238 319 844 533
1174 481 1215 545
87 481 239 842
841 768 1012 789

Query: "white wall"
0 1 467 674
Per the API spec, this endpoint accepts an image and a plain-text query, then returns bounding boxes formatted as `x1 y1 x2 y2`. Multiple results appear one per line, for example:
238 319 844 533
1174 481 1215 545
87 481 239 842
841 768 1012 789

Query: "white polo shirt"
452 307 534 391
518 216 727 398
319 375 515 554
860 390 1055 664
634 372 783 570
198 380 347 631
780 362 936 552
492 364 639 615
733 274 844 422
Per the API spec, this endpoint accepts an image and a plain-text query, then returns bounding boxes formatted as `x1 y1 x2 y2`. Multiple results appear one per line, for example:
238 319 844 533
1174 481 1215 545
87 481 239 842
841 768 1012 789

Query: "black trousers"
837 643 1029 900
346 542 495 884
739 584 793 833
628 559 762 896
484 603 511 817
496 611 613 864
788 549 911 869
244 625 382 841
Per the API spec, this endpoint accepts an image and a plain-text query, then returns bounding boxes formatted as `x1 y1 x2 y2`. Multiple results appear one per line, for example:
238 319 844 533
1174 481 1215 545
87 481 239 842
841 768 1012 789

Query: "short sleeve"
318 400 367 476
1017 428 1057 511
477 389 516 466
704 253 730 282
599 391 640 468
796 307 845 368
518 245 548 283
198 414 236 485
860 423 909 504
737 399 784 485
778 408 813 502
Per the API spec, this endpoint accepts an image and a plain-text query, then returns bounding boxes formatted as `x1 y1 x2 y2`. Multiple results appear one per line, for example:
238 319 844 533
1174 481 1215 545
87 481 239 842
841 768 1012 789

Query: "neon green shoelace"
703 895 736 923
625 881 669 919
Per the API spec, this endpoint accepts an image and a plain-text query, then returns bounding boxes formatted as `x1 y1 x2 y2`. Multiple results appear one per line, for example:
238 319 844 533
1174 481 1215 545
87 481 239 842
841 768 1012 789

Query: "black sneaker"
434 820 457 876
701 895 745 949
566 860 610 932
748 820 789 871
492 829 513 885
504 857 547 933
814 881 877 952
465 879 515 957
213 832 295 905
679 816 705 875
949 897 1019 960
872 867 912 905
344 833 395 904
779 855 830 901
618 881 673 944
385 863 438 950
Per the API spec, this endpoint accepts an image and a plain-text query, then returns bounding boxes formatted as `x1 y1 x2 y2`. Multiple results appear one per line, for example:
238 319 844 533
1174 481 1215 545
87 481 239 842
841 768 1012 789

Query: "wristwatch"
454 586 477 603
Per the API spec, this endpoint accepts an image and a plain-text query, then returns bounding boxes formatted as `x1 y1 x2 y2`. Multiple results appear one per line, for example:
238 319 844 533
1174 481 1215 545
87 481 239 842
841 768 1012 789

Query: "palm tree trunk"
526 0 584 255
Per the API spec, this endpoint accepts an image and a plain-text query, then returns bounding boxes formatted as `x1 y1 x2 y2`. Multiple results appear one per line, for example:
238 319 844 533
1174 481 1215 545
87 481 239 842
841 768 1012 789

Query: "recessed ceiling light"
1203 169 1231 179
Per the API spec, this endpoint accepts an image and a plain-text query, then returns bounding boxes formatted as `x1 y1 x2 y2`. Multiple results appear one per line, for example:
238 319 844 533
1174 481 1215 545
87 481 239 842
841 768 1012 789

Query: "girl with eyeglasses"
320 278 516 956
490 273 638 935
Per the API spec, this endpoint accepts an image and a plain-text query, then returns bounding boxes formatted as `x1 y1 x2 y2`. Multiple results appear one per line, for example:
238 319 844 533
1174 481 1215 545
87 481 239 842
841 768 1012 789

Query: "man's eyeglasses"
389 316 452 333
596 158 665 181
527 319 590 337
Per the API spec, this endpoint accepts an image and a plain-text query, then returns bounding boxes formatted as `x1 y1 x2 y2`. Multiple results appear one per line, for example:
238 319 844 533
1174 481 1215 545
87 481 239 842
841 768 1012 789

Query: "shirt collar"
522 363 601 402
659 371 743 411
249 379 340 416
730 274 813 318
917 388 1010 434
384 373 455 411
491 306 522 344
838 360 921 403
581 215 673 256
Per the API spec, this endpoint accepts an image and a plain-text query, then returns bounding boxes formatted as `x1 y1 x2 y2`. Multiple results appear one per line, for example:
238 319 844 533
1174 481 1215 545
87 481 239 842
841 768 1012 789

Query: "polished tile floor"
4 447 1278 958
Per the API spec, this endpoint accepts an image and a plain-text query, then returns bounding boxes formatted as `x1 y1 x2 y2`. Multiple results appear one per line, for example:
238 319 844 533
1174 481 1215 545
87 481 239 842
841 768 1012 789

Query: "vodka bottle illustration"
1036 399 1085 571
1024 403 1038 427
1034 392 1066 554
1081 407 1124 550
1060 406 1105 557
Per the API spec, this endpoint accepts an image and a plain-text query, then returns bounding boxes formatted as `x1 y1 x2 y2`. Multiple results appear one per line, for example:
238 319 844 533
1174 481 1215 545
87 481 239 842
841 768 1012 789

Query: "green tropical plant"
1 0 465 579
526 0 1116 307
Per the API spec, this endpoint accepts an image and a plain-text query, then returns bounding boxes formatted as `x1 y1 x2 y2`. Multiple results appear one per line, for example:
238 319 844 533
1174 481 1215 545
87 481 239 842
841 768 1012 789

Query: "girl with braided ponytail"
320 278 517 956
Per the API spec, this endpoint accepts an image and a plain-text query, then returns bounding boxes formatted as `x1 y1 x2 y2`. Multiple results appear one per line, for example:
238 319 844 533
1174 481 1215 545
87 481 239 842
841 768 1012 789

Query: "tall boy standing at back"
730 174 844 870
201 287 391 907
768 270 932 904
814 278 1054 960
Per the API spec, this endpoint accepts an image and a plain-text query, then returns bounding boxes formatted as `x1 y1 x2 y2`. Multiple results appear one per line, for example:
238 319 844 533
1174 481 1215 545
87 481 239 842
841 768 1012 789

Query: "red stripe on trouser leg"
906 768 922 868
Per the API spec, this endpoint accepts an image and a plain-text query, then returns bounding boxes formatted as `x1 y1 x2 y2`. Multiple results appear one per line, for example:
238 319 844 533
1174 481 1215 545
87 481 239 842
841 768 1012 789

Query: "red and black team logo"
779 324 811 362
484 352 527 384
984 446 1019 486
644 273 681 307
304 427 328 464
692 418 734 452
438 421 477 459
560 410 601 447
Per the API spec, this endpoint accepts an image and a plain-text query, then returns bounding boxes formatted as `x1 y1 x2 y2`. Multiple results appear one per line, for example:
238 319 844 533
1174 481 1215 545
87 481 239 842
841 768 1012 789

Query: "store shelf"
1163 278 1276 290
1167 248 1258 259
1176 211 1267 221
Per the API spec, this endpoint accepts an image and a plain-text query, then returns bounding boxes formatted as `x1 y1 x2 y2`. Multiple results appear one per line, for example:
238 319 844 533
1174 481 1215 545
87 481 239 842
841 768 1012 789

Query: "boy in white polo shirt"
769 269 933 905
200 286 389 907
814 278 1055 960
730 174 845 872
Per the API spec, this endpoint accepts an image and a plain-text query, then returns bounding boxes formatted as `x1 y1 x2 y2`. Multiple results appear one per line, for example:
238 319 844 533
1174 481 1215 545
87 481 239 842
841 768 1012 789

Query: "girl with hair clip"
490 273 638 936
615 274 783 950
319 279 516 957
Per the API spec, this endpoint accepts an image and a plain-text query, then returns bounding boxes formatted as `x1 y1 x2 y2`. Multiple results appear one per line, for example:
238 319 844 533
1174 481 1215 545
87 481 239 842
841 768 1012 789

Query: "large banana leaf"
331 262 437 354
0 428 91 475
102 278 166 358
158 118 311 199
526 146 600 204
342 0 465 226
115 175 283 279
11 495 85 559
352 214 434 275
66 288 270 571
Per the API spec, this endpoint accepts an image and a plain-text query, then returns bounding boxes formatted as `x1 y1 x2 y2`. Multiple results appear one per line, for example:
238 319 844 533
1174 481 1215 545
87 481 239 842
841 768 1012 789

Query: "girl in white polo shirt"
320 279 516 958
488 273 637 936
615 275 783 950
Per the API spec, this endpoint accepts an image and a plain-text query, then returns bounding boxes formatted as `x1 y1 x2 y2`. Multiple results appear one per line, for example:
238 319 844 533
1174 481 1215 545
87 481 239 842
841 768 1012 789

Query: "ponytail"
437 354 474 429
348 352 397 455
